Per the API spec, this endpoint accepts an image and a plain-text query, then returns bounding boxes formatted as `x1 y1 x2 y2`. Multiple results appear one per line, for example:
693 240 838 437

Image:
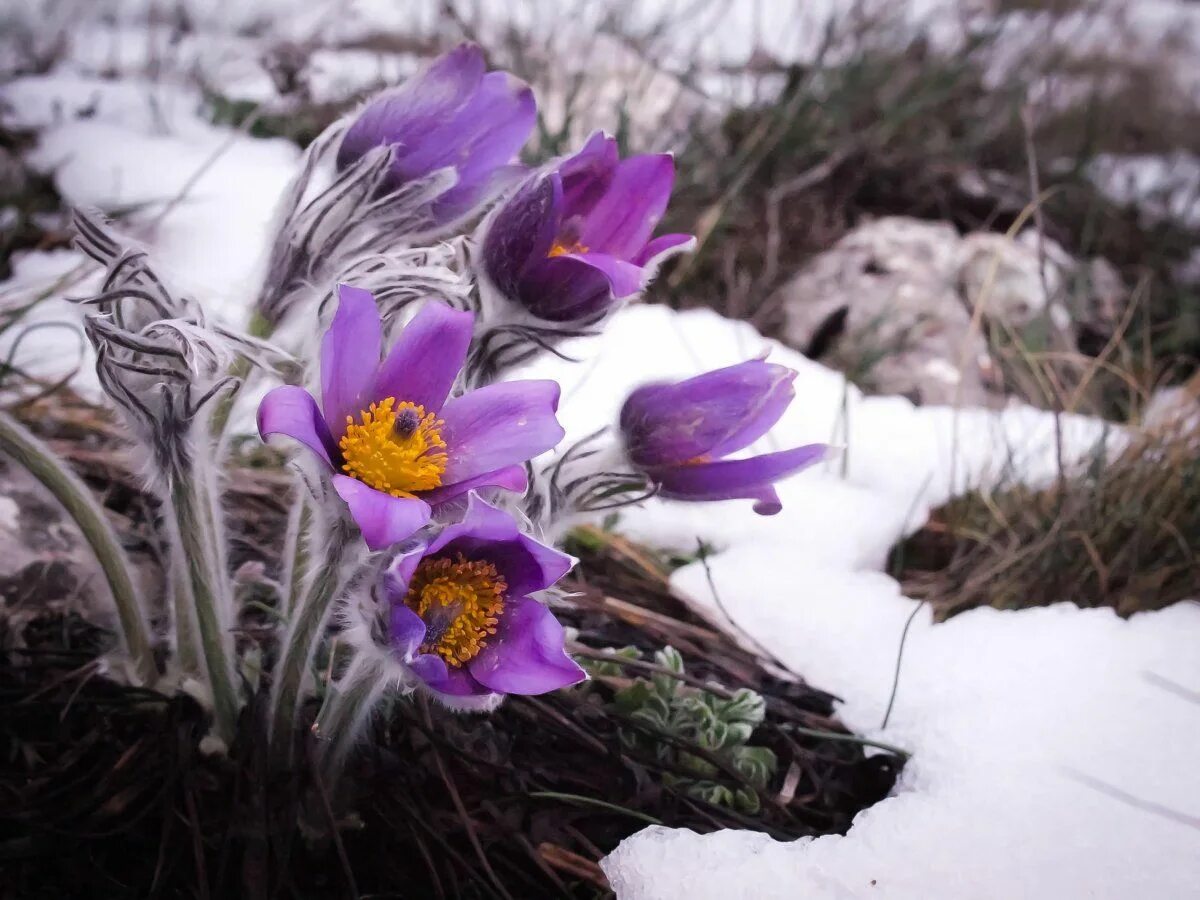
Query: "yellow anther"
339 398 447 498
405 554 507 666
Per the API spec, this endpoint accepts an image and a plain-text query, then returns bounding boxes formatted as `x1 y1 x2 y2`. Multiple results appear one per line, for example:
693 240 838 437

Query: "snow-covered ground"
2 3 1199 897
532 306 1200 899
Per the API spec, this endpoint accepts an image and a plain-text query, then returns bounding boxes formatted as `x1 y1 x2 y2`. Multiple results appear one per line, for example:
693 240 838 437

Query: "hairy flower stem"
314 652 388 787
270 518 353 765
0 412 157 684
208 311 273 440
170 564 201 676
281 492 313 617
168 475 239 742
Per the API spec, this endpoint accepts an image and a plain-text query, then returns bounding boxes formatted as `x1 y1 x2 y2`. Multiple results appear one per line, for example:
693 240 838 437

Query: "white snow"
520 305 1200 899
1087 152 1200 230
0 70 299 388
2 73 299 318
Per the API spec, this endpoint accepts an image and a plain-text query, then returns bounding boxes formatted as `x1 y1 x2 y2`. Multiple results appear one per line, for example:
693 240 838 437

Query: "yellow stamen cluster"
405 554 507 666
547 239 589 258
339 398 447 498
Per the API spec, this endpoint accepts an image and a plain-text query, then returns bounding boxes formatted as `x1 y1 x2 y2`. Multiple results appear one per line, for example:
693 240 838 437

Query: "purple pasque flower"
384 494 585 706
337 43 536 226
258 285 564 550
482 131 694 322
619 360 826 516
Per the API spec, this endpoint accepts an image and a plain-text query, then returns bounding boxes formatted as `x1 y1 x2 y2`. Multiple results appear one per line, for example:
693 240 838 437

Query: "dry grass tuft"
899 391 1200 618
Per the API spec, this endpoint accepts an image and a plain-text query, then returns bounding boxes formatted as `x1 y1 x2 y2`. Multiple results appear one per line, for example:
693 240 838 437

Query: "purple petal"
337 45 536 224
434 162 528 225
748 485 783 516
570 252 643 298
384 539 428 597
438 380 565 482
633 233 695 267
558 131 620 219
389 603 427 658
427 494 573 598
337 44 486 174
371 301 473 413
332 475 431 550
420 464 528 506
484 172 562 295
469 598 586 695
321 284 382 441
517 255 615 322
425 491 519 554
578 153 675 259
620 361 797 467
411 653 493 696
257 385 337 467
499 531 575 599
427 71 536 221
650 444 828 514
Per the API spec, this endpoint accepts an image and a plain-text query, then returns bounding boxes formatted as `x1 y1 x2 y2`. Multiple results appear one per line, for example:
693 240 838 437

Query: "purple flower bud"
619 361 826 515
338 43 536 226
482 131 694 322
383 495 586 706
258 285 565 550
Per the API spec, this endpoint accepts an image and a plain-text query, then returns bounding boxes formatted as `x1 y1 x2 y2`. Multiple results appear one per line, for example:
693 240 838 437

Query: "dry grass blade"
899 420 1200 619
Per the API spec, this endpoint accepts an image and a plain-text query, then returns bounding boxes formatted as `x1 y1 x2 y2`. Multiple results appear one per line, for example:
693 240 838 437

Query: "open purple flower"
482 131 694 322
337 43 536 226
384 495 585 706
258 285 564 550
619 361 827 515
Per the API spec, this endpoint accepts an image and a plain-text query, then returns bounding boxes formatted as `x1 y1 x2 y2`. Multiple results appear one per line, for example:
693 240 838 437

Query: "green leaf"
614 680 654 715
651 645 685 697
734 787 762 815
687 781 734 808
719 688 766 727
730 745 778 788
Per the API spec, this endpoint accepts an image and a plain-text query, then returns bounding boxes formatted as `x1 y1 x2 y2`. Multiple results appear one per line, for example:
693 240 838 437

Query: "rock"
957 231 1073 335
777 216 1128 405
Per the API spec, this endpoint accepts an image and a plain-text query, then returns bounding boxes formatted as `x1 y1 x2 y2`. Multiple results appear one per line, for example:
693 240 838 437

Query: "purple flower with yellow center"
337 43 536 226
619 361 827 515
385 495 585 705
482 131 694 322
258 285 564 550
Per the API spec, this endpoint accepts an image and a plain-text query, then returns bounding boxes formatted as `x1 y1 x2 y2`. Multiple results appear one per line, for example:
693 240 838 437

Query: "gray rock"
777 216 1127 405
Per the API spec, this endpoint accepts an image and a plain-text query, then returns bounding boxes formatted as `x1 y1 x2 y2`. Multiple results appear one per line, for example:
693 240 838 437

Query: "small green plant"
586 646 778 814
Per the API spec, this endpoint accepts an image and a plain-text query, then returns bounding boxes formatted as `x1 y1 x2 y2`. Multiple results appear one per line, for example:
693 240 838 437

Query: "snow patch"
518 305 1199 900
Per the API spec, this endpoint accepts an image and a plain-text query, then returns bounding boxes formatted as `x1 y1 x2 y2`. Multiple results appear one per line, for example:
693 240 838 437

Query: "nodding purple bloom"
258 285 564 550
384 495 585 707
337 43 536 226
619 361 827 515
482 131 694 322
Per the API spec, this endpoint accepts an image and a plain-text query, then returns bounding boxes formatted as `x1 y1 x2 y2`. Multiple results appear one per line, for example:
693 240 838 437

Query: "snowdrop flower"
384 495 585 708
619 361 827 515
482 131 694 322
258 285 564 549
338 42 535 227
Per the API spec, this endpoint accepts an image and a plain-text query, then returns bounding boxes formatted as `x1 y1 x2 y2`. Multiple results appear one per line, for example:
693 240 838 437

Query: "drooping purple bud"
619 361 826 515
